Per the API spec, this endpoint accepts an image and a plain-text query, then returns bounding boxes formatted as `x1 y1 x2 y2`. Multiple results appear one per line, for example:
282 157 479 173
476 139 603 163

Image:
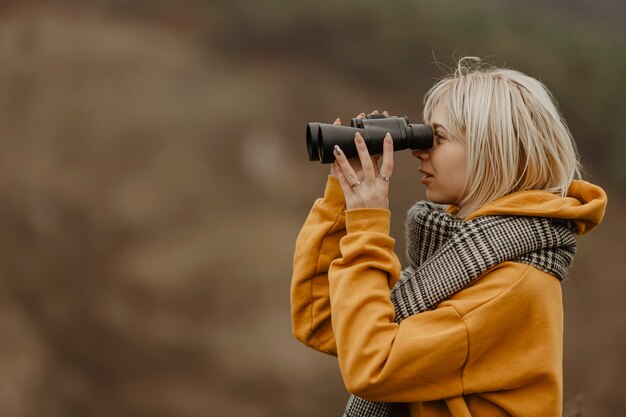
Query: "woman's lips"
420 170 433 185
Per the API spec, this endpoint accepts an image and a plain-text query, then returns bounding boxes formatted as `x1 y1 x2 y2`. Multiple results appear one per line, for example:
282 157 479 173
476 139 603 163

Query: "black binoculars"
306 114 433 163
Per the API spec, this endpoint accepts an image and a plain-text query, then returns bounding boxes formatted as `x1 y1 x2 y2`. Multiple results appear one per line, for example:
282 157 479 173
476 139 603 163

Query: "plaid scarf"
343 201 577 417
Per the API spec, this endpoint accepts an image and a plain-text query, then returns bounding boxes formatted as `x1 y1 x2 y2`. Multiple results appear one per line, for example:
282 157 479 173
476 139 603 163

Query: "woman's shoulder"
438 261 561 318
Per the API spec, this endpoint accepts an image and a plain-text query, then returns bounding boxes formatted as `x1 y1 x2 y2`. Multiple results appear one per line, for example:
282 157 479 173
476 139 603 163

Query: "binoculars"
306 113 433 163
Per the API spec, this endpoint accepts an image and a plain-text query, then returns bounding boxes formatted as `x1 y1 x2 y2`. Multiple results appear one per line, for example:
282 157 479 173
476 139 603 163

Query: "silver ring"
377 174 391 182
350 179 362 188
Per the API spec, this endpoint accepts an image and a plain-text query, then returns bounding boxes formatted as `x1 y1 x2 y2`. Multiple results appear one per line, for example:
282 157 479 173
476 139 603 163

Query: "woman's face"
412 101 468 207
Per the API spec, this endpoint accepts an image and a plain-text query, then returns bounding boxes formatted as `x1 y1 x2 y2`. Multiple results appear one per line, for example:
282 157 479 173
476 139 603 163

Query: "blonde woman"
291 57 608 417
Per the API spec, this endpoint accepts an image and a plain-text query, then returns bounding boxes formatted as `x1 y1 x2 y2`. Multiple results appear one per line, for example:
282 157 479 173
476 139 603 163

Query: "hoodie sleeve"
290 176 346 355
291 177 407 356
329 209 467 402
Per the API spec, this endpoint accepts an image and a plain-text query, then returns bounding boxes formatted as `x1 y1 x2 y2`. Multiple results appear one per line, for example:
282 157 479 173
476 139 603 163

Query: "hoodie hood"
461 180 607 235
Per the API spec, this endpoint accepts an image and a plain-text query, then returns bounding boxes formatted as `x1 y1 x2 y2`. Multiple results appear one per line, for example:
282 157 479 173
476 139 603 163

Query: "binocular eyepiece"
306 113 433 163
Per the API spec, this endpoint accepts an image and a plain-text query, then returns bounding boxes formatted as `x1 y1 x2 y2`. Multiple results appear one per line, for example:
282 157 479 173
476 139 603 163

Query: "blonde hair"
423 57 581 218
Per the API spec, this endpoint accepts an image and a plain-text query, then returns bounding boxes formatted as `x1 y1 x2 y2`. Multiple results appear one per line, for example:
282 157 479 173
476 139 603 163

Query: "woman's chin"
425 190 443 204
425 191 455 206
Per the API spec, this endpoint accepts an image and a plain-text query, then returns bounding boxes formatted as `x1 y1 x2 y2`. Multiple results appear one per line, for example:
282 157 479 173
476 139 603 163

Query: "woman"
290 57 607 417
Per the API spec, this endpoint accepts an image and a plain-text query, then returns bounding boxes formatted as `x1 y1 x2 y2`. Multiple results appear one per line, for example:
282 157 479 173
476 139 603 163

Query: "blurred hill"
0 1 624 416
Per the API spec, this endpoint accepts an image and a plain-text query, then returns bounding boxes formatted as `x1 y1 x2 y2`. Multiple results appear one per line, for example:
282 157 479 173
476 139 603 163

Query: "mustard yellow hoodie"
291 176 607 417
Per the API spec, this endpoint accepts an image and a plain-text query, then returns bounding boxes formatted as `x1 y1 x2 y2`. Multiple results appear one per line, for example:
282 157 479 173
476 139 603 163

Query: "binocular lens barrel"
306 115 433 163
306 123 322 161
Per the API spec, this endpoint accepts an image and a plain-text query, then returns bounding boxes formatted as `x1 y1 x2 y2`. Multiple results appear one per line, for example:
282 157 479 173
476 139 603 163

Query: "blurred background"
0 0 624 416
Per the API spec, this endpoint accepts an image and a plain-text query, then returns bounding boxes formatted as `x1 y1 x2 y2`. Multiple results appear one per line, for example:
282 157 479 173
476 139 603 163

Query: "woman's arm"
329 208 467 401
291 113 388 355
291 175 346 355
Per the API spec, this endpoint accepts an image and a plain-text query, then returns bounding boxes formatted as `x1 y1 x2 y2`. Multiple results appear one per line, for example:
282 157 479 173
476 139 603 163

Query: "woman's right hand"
329 110 387 180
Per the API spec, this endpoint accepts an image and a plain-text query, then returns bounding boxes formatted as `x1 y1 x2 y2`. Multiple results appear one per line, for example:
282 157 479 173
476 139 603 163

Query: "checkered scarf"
343 201 577 417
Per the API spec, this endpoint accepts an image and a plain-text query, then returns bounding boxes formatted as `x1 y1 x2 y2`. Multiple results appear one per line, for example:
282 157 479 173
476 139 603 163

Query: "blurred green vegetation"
34 0 624 187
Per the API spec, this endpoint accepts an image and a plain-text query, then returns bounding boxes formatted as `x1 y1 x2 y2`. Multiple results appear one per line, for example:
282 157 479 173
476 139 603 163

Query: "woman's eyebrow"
431 122 448 132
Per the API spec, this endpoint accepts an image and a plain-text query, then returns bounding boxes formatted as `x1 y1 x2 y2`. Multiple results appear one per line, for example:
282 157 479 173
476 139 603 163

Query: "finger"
333 160 351 188
354 132 376 181
333 161 352 194
333 117 341 126
371 110 379 115
379 133 394 180
383 110 389 117
371 155 381 177
333 145 361 189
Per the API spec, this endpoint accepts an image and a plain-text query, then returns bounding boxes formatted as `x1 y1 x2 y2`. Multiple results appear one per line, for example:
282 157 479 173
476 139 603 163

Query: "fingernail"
355 133 363 143
334 145 342 154
385 133 392 144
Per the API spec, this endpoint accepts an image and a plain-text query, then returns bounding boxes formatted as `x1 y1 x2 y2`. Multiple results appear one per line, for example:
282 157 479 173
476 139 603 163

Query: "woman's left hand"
333 132 394 210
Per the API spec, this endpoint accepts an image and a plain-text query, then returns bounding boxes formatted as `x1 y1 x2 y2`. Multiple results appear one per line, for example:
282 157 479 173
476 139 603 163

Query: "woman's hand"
329 110 387 181
333 128 394 210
